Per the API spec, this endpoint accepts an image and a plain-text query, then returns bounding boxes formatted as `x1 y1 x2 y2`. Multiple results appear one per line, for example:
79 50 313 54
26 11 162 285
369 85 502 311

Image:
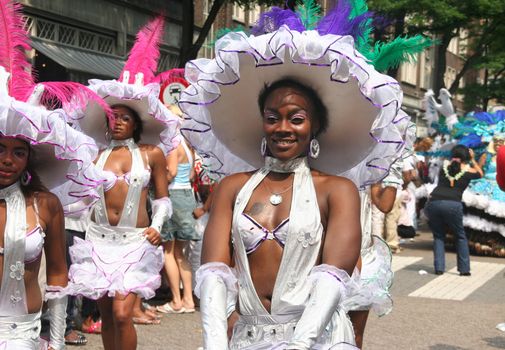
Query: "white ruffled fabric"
462 189 505 218
342 236 393 316
180 27 411 188
76 79 180 154
308 264 360 301
68 237 163 299
0 91 104 211
463 214 505 237
194 262 238 299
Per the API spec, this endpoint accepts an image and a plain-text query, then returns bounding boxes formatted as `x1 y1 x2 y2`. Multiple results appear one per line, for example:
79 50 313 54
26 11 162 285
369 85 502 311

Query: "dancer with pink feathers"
66 15 180 350
0 1 111 349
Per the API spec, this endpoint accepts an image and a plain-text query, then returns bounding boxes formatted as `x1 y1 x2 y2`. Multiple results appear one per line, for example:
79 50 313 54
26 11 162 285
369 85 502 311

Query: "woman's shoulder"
218 171 255 189
311 170 358 192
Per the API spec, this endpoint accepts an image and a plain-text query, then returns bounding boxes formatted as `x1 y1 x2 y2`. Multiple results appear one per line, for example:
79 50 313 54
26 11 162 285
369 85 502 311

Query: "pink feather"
37 81 114 123
0 0 36 101
120 16 165 85
154 68 186 85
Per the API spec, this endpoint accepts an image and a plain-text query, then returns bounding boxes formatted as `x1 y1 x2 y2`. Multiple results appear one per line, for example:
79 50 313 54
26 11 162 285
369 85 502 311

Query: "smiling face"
110 105 138 141
262 86 318 161
0 137 30 188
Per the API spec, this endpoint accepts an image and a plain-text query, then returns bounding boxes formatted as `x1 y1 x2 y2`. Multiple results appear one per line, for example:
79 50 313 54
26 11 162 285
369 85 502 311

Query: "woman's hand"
143 227 162 246
469 148 475 160
193 207 206 219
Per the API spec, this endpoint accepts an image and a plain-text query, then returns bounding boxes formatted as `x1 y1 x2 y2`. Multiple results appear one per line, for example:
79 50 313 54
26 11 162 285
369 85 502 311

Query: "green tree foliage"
179 0 283 67
367 0 505 108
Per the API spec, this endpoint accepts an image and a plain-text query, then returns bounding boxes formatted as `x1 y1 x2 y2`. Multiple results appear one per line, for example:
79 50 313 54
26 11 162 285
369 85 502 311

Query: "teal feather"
370 35 435 72
295 0 321 30
205 25 247 48
349 0 369 18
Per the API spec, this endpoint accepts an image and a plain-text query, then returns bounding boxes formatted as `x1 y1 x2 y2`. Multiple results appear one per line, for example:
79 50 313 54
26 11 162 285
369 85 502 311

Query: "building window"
400 56 419 86
158 51 178 71
444 66 457 88
25 15 116 55
233 4 246 23
249 5 261 25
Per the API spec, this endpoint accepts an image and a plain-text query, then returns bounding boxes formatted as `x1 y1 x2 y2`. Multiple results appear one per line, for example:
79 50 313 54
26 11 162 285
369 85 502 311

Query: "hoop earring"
309 139 320 159
21 171 32 186
105 129 111 142
261 137 267 157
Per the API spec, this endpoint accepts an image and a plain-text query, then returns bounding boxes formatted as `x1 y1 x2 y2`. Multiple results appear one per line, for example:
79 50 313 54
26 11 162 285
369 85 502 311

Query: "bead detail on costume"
297 231 318 248
9 261 24 280
10 290 22 304
263 325 284 342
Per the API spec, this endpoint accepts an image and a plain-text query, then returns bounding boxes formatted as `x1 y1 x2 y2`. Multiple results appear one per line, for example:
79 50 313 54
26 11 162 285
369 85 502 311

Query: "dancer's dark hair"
448 145 471 176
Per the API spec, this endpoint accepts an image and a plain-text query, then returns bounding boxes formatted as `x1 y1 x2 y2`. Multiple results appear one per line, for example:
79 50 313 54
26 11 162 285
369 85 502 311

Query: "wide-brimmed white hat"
76 16 180 154
0 68 103 207
180 27 410 187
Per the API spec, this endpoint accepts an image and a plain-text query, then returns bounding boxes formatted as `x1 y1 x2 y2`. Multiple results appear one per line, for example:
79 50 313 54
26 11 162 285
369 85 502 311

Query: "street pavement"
82 230 505 349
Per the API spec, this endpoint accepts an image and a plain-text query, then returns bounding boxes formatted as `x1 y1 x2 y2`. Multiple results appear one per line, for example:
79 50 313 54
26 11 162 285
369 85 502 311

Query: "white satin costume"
68 138 168 300
0 183 51 350
195 157 359 350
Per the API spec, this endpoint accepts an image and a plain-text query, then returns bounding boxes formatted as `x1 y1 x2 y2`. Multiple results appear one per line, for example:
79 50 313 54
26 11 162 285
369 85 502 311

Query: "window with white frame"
400 57 419 85
422 48 434 89
458 29 468 56
233 4 246 23
447 36 459 55
249 5 261 25
444 66 457 88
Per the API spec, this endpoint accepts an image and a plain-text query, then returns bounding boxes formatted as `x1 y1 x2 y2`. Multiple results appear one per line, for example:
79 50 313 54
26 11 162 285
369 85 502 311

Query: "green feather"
349 0 369 18
370 35 435 72
295 0 321 30
205 25 247 48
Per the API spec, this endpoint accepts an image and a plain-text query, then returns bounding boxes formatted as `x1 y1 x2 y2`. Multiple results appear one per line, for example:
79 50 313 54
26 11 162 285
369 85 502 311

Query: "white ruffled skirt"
68 222 164 299
342 235 393 316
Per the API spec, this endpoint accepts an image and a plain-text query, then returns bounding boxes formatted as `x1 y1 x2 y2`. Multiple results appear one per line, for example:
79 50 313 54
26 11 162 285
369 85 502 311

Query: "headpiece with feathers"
120 16 164 85
247 0 435 73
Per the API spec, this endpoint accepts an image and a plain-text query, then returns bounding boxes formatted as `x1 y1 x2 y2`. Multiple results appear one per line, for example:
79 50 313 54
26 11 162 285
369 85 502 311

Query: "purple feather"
317 0 372 38
250 7 304 35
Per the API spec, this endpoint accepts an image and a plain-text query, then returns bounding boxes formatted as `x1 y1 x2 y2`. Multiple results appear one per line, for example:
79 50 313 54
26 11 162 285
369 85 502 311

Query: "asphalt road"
81 230 505 349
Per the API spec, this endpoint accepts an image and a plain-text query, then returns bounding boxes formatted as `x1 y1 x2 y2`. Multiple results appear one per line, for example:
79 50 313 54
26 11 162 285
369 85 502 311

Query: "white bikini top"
102 168 151 192
0 195 44 264
238 213 289 254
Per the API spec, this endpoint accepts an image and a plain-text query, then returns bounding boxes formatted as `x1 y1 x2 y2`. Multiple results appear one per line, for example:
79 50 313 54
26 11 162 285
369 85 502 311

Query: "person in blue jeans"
425 145 483 276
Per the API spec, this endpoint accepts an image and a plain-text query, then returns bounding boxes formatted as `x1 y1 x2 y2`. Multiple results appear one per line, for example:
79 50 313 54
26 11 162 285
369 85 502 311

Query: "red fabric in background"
496 146 505 191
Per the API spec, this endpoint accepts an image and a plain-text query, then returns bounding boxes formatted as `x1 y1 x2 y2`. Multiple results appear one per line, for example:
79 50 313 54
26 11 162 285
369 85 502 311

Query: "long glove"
46 286 68 350
150 197 172 233
286 265 356 350
195 262 237 350
382 156 404 188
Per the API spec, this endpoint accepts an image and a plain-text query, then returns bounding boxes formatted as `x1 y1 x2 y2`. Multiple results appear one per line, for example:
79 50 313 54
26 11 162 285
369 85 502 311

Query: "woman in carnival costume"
180 1 412 348
67 16 179 350
0 2 115 349
451 111 505 256
154 69 199 314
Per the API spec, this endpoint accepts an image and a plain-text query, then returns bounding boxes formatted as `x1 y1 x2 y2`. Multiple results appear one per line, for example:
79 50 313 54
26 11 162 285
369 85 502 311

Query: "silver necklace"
264 176 293 206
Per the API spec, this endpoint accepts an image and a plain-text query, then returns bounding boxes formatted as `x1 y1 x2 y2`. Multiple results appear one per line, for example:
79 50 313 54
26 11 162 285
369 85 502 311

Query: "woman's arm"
201 177 237 265
370 183 397 214
43 192 67 287
469 149 484 178
143 146 169 246
41 192 67 350
166 146 179 183
198 176 241 350
322 177 361 274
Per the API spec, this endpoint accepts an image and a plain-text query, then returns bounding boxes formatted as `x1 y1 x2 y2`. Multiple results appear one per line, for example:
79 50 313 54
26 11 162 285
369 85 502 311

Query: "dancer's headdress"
0 1 105 207
180 0 421 187
78 16 180 153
